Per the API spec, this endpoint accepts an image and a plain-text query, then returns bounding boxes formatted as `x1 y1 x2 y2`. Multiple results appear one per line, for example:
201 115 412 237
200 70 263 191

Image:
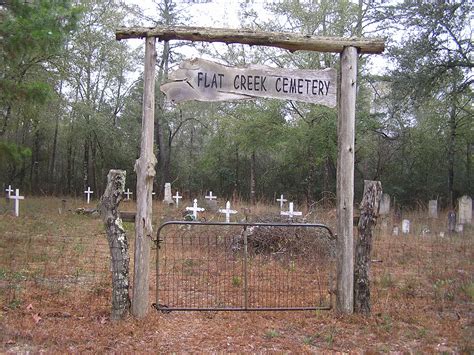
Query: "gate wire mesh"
154 221 336 311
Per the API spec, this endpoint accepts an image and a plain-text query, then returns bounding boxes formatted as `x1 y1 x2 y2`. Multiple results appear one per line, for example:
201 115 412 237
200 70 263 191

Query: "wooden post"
132 36 157 318
354 180 382 314
100 169 130 320
336 46 358 314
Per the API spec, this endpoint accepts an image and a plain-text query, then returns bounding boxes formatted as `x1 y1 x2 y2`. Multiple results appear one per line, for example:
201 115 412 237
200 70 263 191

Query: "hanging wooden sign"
160 58 337 107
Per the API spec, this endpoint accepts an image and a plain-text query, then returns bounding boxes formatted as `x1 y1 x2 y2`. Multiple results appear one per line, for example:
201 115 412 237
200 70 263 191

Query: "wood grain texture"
132 37 157 318
100 169 130 321
354 180 382 314
336 46 357 314
116 26 385 54
160 58 337 106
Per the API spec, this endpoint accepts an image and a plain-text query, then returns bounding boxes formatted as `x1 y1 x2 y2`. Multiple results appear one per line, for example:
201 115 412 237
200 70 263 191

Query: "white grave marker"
219 201 238 223
379 193 390 215
276 194 287 209
402 219 410 235
173 191 182 207
11 189 24 217
280 202 302 219
458 195 472 225
5 185 13 198
124 188 133 200
186 199 205 220
163 182 174 205
428 200 438 219
205 191 217 201
84 186 93 204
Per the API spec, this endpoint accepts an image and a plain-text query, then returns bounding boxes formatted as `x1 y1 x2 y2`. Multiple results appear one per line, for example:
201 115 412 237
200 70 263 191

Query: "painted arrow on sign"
160 58 337 107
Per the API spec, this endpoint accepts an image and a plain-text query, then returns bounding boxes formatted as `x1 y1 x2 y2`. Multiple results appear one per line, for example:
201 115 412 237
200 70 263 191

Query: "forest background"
0 0 472 209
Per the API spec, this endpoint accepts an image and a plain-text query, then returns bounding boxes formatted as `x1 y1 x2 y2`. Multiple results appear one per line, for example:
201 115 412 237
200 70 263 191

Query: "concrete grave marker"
379 193 390 215
124 188 133 200
280 202 302 219
84 187 93 204
428 200 438 219
173 191 182 207
5 185 13 198
219 201 238 223
447 211 456 233
11 189 24 217
186 199 205 220
163 183 174 205
455 224 464 233
276 194 287 209
402 219 410 235
205 191 218 211
205 191 217 201
457 195 472 225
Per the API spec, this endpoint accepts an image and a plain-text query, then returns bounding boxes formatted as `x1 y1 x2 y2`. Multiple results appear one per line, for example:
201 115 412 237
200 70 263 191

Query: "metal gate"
154 221 335 312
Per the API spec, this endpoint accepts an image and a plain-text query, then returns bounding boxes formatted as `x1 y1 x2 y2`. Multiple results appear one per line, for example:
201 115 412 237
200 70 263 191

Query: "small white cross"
280 202 302 219
11 189 24 217
276 194 287 209
5 185 13 198
124 188 133 200
84 186 94 204
173 191 182 207
152 191 156 197
219 201 238 223
205 191 217 201
185 199 205 219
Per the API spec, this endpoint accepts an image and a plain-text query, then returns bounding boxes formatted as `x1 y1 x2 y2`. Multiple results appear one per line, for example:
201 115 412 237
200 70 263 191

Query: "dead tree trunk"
354 180 382 314
100 169 130 320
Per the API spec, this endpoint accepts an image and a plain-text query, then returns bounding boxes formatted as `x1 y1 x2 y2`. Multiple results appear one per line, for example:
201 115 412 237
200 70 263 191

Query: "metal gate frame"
154 221 335 312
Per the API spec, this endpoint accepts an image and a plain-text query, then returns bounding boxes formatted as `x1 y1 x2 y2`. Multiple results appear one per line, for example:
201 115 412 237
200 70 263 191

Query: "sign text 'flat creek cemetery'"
161 58 337 107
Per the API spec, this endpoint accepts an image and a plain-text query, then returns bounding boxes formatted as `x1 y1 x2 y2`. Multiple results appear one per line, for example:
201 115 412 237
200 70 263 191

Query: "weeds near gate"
0 197 473 352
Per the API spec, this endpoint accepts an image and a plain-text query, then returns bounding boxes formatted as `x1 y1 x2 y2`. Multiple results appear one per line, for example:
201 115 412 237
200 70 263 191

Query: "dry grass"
0 197 473 352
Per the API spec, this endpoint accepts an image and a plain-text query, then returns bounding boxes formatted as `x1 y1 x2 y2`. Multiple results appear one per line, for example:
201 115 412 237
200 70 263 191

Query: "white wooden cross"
152 191 156 198
185 199 205 219
280 202 302 219
11 189 24 217
124 188 133 200
276 194 287 209
219 201 238 223
5 185 13 198
205 191 217 201
84 186 93 204
173 191 182 207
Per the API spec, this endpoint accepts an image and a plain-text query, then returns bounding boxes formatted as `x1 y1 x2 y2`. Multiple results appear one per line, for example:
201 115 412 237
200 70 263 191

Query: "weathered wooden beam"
354 180 382 314
132 37 157 318
115 26 385 54
100 169 130 321
336 46 357 314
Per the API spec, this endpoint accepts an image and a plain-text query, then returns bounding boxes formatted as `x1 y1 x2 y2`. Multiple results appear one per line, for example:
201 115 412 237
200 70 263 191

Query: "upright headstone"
447 210 456 233
218 201 238 223
379 193 390 215
11 189 24 217
84 186 93 204
402 219 410 235
163 183 174 205
457 195 472 224
428 200 438 219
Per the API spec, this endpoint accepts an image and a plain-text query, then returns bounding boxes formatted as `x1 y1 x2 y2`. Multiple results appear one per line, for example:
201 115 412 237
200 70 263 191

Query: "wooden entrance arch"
115 26 384 318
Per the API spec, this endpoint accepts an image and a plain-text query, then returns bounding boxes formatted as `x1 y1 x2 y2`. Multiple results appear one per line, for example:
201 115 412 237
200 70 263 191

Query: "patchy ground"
0 197 473 352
